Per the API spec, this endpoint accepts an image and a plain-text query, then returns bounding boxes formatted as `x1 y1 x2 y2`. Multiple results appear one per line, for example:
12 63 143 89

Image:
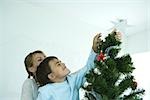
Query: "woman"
21 50 46 100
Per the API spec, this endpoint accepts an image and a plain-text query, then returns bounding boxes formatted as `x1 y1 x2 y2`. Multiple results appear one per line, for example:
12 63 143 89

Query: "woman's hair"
24 50 44 78
36 56 57 87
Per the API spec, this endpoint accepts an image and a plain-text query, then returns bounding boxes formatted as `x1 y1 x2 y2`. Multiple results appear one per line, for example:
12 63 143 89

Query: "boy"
36 33 101 100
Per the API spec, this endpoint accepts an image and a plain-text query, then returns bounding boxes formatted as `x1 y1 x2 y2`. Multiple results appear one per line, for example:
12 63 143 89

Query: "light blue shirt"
37 50 96 100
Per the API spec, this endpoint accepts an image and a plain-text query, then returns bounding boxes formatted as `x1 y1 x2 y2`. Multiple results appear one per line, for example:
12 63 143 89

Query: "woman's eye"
38 59 42 61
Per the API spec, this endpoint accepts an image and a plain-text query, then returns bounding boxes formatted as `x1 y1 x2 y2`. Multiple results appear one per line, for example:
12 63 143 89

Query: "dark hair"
36 56 58 86
24 50 45 78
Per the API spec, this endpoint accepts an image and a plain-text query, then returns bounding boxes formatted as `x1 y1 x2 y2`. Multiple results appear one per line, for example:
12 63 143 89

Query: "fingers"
95 33 101 39
94 33 102 48
92 33 102 53
94 33 101 42
97 33 102 43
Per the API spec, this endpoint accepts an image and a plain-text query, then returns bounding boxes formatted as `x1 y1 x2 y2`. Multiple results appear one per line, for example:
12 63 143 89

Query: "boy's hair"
24 50 45 78
36 56 58 86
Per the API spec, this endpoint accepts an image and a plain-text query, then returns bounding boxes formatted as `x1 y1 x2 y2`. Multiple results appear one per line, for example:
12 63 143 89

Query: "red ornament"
97 51 105 62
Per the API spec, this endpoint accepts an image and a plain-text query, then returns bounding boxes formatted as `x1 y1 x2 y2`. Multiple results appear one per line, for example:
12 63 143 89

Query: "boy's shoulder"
37 84 54 98
38 83 56 94
39 84 52 91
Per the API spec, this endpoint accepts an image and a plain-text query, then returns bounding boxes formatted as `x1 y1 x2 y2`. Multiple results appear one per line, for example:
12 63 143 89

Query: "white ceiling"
3 0 148 35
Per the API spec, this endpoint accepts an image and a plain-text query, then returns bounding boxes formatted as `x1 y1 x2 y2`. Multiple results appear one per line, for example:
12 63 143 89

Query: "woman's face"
30 53 46 73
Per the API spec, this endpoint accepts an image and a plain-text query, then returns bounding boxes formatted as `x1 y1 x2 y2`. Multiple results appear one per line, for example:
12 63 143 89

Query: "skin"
28 53 46 76
48 58 70 83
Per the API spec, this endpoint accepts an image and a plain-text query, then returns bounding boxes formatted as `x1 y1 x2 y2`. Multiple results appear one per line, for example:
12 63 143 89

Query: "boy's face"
48 58 70 80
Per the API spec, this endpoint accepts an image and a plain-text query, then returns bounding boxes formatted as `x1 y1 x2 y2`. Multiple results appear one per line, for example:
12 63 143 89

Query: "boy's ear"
48 73 55 80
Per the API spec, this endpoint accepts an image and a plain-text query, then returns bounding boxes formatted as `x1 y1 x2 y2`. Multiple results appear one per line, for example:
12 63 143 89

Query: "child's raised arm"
69 33 102 89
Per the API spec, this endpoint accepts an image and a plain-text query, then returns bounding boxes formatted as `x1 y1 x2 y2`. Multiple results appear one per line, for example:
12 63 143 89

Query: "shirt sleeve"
72 49 97 89
21 79 34 100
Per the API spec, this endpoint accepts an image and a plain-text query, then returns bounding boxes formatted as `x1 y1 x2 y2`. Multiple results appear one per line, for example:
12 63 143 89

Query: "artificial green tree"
83 30 145 100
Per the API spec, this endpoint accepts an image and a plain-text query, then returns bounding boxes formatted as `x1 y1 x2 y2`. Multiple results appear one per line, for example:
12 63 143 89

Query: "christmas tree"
83 30 145 100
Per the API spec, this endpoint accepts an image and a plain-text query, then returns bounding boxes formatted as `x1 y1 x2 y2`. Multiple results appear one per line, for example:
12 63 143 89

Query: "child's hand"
92 33 102 53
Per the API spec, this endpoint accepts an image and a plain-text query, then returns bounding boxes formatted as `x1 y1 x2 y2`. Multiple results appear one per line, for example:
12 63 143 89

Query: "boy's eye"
56 63 61 66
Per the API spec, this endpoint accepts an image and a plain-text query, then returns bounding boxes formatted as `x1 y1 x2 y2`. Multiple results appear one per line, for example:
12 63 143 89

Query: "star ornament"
97 51 106 62
111 19 132 34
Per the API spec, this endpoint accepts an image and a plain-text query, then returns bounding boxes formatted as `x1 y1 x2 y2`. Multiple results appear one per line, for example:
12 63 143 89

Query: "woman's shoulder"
23 78 35 83
22 78 37 88
21 78 38 100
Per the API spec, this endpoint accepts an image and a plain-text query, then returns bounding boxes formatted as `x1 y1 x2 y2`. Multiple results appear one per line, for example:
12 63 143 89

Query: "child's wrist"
92 46 98 53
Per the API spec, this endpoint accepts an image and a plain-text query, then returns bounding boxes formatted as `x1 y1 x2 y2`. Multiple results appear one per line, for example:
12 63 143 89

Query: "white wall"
121 1 150 99
0 1 96 100
148 0 150 51
0 0 149 100
132 52 150 100
124 30 149 54
122 0 149 54
0 0 3 97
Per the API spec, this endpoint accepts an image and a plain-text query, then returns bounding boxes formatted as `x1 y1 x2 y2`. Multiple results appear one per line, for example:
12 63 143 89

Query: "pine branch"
122 89 145 100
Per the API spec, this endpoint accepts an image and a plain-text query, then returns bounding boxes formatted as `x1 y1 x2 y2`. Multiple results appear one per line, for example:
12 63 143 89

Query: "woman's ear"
28 66 36 73
48 73 55 80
